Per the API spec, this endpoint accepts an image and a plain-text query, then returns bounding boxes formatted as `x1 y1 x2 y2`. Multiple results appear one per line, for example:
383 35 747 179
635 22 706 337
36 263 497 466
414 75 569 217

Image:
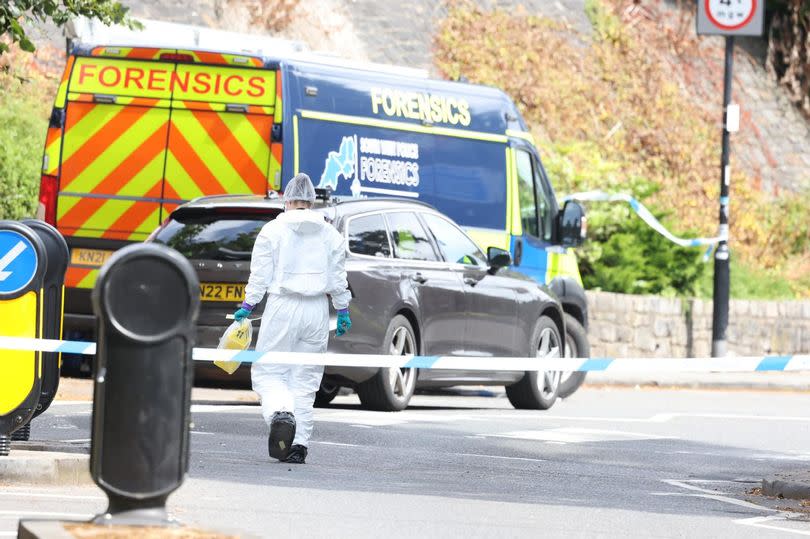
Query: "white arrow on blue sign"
0 230 39 295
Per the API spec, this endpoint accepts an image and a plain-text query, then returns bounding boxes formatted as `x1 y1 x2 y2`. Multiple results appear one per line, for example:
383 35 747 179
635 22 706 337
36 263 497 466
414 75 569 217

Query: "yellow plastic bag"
214 319 253 374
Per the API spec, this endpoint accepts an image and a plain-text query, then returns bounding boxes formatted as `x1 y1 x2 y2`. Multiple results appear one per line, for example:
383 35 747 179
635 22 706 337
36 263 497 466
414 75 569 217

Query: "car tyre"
506 315 563 410
314 381 341 408
357 315 417 411
558 313 589 399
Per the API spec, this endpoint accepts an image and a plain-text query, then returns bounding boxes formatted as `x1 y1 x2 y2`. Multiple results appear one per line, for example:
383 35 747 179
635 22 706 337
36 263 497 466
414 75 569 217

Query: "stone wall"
586 291 810 358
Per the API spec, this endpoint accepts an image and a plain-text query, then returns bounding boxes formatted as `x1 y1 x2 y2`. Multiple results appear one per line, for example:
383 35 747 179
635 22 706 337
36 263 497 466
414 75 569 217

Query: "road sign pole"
711 35 734 358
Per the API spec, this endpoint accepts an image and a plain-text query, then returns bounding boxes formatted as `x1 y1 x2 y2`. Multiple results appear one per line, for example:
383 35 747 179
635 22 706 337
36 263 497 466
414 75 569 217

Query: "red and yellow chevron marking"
43 127 62 176
64 267 98 289
91 47 172 60
54 55 74 108
164 105 273 201
178 49 263 67
269 73 283 189
57 99 169 240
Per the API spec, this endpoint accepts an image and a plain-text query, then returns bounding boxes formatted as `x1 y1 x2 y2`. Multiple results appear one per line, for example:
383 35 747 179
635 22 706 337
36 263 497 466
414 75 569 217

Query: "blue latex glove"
233 303 253 322
336 308 352 337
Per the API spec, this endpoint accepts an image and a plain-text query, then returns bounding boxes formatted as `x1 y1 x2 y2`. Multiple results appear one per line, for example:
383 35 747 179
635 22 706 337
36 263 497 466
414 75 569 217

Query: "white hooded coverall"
244 209 351 447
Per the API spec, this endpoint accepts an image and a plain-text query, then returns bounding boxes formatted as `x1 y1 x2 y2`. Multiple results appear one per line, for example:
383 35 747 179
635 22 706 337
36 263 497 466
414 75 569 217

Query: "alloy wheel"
536 327 562 400
388 326 417 399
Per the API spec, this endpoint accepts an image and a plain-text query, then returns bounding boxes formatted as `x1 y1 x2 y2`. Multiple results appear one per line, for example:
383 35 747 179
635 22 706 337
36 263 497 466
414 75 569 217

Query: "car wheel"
506 315 563 410
314 381 341 408
357 314 418 411
558 313 589 399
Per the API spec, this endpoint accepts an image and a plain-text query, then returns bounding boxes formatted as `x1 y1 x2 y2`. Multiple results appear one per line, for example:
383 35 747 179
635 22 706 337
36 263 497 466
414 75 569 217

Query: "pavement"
4 386 810 537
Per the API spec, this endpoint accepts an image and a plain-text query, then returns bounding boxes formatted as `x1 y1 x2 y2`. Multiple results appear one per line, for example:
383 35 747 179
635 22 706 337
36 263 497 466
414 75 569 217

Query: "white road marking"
485 427 675 444
735 515 810 536
349 424 372 429
0 511 94 518
541 413 810 423
455 453 546 463
0 491 104 501
191 431 215 436
312 441 363 447
657 479 810 535
0 240 28 281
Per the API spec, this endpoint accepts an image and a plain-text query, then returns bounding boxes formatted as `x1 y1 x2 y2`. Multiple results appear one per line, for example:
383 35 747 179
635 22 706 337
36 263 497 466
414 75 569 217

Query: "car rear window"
153 212 278 261
347 214 391 258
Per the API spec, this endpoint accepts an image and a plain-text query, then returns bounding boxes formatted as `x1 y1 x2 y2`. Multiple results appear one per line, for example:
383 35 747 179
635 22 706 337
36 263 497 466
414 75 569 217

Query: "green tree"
1 0 133 53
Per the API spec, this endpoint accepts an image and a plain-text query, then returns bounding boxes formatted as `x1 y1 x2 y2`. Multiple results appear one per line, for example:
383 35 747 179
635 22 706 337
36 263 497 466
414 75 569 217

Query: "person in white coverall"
232 173 351 464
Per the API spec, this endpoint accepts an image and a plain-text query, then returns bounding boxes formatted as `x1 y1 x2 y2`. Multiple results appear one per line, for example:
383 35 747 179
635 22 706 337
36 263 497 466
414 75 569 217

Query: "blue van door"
509 142 560 285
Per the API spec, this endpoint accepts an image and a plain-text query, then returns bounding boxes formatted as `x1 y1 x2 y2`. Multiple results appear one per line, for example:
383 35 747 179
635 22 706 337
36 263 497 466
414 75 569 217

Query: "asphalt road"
5 387 810 538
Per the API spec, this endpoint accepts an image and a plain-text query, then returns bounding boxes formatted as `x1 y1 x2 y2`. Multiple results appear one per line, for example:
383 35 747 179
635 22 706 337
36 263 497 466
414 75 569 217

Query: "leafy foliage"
434 0 809 298
0 48 53 220
767 0 810 119
0 0 134 54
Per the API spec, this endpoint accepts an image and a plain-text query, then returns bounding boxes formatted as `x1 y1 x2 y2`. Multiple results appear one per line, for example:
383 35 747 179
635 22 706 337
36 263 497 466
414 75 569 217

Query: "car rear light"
159 53 195 63
38 174 58 225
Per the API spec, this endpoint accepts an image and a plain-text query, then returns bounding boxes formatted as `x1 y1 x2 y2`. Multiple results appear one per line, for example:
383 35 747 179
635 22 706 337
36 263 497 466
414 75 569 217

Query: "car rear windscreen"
153 213 278 261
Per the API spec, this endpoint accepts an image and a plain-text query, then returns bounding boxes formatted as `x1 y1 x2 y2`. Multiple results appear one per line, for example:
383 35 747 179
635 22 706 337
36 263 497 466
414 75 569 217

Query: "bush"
434 0 808 298
0 63 52 220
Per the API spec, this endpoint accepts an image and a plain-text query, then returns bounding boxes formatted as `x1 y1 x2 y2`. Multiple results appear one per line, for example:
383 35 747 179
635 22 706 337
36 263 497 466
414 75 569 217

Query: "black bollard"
90 243 199 526
22 219 69 428
0 221 47 456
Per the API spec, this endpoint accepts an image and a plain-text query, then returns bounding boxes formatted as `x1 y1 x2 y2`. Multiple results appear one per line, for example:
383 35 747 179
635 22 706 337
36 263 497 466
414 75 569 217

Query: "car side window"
515 149 539 238
347 214 391 258
421 213 487 267
385 212 439 262
534 161 555 242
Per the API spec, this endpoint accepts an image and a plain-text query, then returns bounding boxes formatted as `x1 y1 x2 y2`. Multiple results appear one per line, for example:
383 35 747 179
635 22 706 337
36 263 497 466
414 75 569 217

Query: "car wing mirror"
558 200 587 248
487 247 512 274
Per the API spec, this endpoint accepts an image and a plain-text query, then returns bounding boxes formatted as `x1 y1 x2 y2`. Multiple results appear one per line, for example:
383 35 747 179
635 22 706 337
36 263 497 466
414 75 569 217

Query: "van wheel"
506 315 563 410
558 314 589 399
314 381 341 408
357 315 417 411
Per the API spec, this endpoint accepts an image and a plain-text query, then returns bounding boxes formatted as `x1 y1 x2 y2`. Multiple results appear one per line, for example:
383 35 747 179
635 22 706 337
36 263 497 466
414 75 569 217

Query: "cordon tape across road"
0 336 808 373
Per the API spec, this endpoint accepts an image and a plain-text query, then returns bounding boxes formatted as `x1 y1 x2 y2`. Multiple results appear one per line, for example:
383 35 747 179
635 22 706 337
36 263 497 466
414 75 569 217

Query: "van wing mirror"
558 201 587 248
487 247 512 274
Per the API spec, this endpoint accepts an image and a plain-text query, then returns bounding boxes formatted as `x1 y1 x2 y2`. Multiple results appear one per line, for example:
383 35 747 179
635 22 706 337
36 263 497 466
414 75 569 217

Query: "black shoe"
268 411 296 461
282 444 308 464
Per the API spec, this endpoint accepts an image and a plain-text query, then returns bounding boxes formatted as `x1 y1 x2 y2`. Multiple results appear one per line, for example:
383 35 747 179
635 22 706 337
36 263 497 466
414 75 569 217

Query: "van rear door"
59 55 174 241
58 53 279 240
162 60 278 218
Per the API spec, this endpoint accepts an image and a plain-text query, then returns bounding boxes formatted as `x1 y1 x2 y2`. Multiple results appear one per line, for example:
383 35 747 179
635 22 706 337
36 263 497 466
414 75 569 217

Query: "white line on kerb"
0 511 94 518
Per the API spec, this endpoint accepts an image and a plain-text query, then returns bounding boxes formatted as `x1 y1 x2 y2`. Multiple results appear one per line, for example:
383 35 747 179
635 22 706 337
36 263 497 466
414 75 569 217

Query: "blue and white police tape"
0 336 808 372
564 190 727 248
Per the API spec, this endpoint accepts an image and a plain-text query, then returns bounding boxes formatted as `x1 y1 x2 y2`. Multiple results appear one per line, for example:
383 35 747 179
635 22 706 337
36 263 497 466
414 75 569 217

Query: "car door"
384 211 467 356
420 212 517 358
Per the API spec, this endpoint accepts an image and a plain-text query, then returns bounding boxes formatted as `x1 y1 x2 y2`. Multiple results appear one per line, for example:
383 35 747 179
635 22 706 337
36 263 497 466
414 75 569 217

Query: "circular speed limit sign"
705 0 757 30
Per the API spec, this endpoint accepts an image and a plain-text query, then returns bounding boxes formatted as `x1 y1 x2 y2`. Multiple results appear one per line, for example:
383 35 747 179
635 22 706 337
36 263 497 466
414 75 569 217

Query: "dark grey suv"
149 194 567 411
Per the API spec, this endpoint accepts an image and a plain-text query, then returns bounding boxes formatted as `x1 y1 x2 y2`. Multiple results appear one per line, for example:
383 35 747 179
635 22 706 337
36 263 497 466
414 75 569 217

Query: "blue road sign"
0 230 39 295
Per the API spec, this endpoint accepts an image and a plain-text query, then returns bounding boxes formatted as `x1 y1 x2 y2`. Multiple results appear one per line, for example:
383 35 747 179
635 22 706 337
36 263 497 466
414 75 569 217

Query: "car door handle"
463 277 479 286
410 272 428 284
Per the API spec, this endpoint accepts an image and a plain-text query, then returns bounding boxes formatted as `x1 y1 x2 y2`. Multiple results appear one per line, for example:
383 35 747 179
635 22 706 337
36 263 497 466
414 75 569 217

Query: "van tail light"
38 174 58 225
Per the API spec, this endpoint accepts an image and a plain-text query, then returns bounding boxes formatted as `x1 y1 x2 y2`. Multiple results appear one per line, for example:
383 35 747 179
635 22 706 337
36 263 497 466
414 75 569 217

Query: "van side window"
515 150 539 237
533 161 554 242
348 214 391 258
385 212 439 262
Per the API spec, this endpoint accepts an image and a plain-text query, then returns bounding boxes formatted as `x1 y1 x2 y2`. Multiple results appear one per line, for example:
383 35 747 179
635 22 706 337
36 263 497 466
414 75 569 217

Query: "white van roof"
65 17 307 57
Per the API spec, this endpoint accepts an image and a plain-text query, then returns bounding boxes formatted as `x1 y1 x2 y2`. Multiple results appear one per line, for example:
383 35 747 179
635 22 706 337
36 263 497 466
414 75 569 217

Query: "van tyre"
558 313 589 399
358 315 417 411
506 315 563 410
